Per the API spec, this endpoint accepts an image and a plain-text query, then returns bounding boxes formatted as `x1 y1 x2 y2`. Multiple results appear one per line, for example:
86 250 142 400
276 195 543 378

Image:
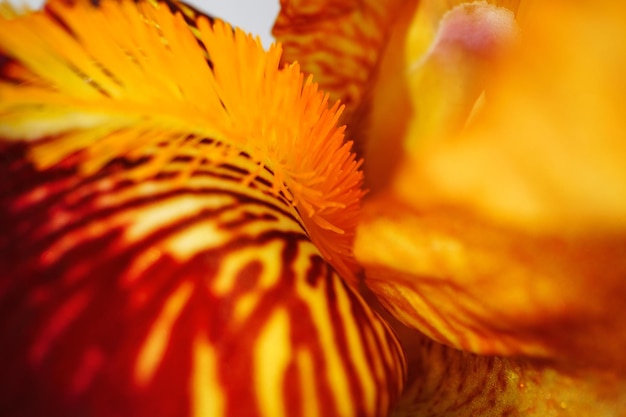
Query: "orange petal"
272 0 413 131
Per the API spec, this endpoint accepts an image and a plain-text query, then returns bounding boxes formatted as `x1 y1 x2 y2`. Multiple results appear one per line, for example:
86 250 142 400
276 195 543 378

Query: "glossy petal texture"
355 0 626 372
0 1 406 416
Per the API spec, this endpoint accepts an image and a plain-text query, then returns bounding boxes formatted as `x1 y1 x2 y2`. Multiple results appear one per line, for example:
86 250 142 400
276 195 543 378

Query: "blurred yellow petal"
365 1 521 191
401 1 626 233
356 0 626 372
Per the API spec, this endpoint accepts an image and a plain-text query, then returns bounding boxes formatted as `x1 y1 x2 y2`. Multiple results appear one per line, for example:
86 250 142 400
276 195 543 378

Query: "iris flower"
276 0 626 414
1 0 625 416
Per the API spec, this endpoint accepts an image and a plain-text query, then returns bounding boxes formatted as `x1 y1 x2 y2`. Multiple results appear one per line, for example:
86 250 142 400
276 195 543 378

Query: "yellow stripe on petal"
135 280 195 386
254 309 290 417
191 332 225 417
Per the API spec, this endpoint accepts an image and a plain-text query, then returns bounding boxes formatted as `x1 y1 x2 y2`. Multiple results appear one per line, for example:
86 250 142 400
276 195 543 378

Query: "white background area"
11 0 280 47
